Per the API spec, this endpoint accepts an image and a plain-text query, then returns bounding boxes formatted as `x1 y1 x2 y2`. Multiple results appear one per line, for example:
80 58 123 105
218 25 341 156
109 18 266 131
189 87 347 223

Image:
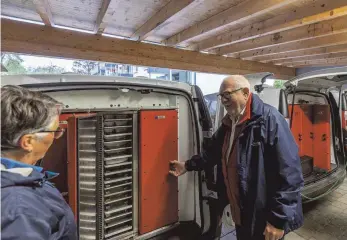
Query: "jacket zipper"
224 117 263 220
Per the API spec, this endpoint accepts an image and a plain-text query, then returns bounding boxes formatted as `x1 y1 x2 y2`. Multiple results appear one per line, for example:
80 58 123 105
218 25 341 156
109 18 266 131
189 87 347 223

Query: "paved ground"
219 179 347 240
286 179 347 240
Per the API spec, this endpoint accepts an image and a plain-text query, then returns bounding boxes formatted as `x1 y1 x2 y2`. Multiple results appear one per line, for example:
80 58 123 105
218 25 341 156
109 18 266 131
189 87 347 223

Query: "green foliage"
273 80 285 89
1 54 27 74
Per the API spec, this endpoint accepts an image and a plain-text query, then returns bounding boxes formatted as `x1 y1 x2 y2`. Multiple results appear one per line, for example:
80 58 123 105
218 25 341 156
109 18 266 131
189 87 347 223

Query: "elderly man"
170 75 304 240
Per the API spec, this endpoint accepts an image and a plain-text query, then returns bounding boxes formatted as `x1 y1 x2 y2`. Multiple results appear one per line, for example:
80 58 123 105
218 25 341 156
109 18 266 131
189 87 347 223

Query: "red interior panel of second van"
288 104 313 157
288 104 331 172
288 105 303 154
139 110 179 234
313 105 331 171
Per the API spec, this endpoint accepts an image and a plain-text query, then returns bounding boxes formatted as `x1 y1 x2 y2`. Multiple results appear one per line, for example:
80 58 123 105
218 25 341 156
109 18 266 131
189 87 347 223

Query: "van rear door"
341 91 347 151
192 85 224 238
341 91 347 171
328 90 346 168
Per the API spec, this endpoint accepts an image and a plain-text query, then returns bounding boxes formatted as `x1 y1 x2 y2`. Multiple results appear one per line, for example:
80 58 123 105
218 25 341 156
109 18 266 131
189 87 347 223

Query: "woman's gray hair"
1 85 63 151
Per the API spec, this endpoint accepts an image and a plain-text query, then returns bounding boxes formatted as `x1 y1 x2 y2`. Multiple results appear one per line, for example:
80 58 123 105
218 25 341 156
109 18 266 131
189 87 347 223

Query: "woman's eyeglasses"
38 126 65 139
217 88 243 100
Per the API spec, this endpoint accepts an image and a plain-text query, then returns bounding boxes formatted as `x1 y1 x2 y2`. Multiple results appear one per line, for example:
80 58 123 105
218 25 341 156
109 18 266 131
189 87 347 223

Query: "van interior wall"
287 93 336 180
40 89 197 238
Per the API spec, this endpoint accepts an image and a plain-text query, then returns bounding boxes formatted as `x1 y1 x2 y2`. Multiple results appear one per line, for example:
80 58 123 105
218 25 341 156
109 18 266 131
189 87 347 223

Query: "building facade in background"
91 63 195 85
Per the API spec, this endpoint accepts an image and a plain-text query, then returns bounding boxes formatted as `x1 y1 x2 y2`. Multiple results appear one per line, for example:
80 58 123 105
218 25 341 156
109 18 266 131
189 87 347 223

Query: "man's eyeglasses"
38 126 65 139
218 88 243 100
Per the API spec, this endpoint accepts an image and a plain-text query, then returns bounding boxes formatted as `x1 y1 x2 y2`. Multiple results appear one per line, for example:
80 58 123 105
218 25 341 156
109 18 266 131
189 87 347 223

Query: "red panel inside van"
313 105 331 171
288 104 313 157
139 110 179 234
288 104 331 171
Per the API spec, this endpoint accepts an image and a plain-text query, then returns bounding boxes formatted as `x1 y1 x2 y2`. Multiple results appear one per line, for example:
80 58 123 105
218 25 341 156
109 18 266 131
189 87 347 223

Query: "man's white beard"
228 104 245 120
228 107 241 119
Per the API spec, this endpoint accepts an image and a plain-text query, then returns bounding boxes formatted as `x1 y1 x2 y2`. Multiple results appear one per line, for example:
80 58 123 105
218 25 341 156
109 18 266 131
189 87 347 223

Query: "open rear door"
192 85 217 237
341 92 347 152
328 91 346 171
341 91 347 171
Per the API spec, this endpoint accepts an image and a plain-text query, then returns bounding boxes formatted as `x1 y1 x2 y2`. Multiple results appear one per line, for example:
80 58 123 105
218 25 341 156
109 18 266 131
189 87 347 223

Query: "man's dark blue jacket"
1 158 77 240
186 94 304 239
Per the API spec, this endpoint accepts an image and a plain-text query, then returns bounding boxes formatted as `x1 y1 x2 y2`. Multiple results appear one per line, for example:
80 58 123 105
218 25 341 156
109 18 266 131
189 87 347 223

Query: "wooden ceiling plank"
272 52 347 65
216 15 347 55
131 0 194 41
252 43 347 62
33 0 54 26
195 1 347 51
1 19 295 79
287 57 347 67
94 0 112 34
164 0 298 46
232 32 347 59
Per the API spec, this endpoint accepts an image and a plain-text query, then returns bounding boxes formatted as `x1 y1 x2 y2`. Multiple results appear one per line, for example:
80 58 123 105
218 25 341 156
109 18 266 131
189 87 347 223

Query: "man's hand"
263 222 284 240
169 160 187 177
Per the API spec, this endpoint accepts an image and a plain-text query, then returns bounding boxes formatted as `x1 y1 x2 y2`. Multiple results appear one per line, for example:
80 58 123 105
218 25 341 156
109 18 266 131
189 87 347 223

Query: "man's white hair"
225 75 251 90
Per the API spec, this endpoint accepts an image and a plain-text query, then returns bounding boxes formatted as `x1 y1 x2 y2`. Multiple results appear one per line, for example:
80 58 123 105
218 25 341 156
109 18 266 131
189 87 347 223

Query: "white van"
1 68 346 239
1 74 218 240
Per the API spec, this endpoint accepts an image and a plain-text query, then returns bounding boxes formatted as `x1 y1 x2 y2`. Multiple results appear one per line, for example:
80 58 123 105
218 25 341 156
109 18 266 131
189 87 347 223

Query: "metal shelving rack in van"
77 112 137 240
78 116 98 240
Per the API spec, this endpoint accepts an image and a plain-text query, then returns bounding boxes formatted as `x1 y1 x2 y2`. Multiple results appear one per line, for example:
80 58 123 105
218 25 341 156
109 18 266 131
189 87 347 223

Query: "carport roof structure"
1 0 347 79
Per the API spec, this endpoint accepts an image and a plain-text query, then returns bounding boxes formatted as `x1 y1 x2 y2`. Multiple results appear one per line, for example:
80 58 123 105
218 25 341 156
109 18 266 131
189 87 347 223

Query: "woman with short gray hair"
1 85 77 239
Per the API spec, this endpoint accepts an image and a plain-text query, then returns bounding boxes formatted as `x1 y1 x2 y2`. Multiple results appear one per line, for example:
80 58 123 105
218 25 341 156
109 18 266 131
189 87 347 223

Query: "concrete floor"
286 179 347 240
218 179 347 240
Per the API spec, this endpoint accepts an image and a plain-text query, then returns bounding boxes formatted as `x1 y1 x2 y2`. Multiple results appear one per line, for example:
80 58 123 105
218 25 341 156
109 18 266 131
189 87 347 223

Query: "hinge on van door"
203 130 212 138
192 97 199 102
310 132 314 139
335 137 340 151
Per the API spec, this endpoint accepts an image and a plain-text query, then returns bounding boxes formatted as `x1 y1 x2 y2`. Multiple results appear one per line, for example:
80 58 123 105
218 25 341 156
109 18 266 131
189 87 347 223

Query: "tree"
72 60 99 75
1 53 23 63
273 80 285 89
1 53 27 74
28 64 66 74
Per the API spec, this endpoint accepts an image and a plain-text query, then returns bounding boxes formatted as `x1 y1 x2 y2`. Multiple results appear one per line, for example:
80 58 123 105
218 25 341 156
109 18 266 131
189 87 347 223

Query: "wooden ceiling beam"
251 43 347 62
194 1 347 51
286 57 347 67
33 0 54 26
232 32 347 59
94 0 112 34
1 19 295 79
273 52 347 65
216 15 347 55
164 0 297 46
131 0 194 41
